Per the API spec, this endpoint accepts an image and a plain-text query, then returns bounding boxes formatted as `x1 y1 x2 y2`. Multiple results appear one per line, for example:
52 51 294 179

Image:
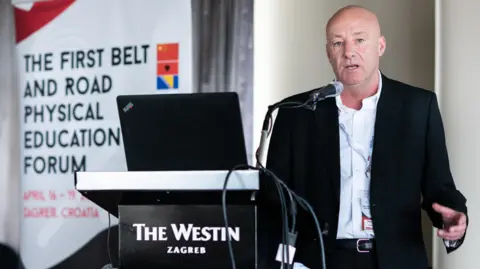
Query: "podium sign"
74 170 259 269
119 205 256 268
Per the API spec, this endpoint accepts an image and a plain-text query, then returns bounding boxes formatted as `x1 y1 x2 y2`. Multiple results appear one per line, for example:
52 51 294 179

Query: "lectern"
74 169 259 269
75 92 257 268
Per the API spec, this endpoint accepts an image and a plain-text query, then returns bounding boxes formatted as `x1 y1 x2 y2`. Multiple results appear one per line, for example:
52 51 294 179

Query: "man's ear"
378 36 386 56
325 44 331 60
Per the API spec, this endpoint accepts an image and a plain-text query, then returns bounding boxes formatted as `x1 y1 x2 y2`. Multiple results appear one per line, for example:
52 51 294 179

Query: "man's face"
326 10 386 87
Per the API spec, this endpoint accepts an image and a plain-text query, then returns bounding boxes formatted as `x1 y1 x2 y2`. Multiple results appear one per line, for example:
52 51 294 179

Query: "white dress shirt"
293 74 382 269
335 71 382 239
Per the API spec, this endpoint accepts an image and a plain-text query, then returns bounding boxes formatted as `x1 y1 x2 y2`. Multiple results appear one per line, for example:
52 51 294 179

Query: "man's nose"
343 42 355 58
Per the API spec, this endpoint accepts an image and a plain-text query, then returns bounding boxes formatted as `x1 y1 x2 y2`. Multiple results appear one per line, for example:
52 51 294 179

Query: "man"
260 5 468 269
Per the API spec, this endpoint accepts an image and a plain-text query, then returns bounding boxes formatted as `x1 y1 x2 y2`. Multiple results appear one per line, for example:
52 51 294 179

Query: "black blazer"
258 73 468 269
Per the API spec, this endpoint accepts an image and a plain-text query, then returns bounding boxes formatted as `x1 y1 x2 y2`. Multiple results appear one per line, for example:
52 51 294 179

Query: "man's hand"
433 203 467 241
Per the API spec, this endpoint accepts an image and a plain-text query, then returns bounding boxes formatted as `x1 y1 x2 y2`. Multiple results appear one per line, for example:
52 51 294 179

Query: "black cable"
107 212 113 267
273 172 290 269
271 167 296 269
261 165 292 269
286 186 297 233
223 165 326 269
267 170 327 269
253 162 291 268
256 140 297 236
258 162 294 268
222 164 291 269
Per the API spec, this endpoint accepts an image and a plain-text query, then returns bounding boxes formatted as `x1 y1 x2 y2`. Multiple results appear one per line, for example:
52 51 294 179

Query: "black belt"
334 239 375 253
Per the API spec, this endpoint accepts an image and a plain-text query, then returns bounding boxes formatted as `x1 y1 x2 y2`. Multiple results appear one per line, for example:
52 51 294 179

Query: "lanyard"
339 122 375 179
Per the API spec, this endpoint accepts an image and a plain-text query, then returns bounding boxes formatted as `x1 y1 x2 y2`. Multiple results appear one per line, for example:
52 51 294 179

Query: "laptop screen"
116 92 248 171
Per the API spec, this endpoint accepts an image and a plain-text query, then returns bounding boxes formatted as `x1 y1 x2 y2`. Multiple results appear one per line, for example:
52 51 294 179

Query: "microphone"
307 81 343 111
255 81 344 168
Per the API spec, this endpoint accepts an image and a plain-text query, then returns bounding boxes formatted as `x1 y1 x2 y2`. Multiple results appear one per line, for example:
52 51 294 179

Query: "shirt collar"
335 70 383 111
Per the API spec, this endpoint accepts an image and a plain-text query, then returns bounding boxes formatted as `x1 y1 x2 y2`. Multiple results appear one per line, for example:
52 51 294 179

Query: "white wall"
254 0 435 265
253 0 435 151
434 0 480 268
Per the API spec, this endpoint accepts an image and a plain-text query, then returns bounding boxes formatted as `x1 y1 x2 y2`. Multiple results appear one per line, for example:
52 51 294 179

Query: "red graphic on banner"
157 62 178 75
13 0 76 44
157 43 179 89
157 43 179 61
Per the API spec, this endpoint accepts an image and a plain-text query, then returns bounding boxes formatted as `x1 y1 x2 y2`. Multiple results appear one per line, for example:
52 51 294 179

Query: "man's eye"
357 39 365 43
333 42 342 46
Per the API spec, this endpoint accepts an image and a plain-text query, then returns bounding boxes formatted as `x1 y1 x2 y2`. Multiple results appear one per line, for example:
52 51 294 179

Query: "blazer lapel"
370 74 403 199
313 97 341 207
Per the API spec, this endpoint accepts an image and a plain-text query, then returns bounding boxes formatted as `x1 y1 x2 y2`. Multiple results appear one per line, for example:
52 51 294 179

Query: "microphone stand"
255 99 313 168
255 90 331 168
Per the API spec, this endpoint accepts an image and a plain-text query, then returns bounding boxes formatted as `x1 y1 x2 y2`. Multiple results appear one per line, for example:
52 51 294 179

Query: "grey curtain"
191 0 254 164
0 0 22 266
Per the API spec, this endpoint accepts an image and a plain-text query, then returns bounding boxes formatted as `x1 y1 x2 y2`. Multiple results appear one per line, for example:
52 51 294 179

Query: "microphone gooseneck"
255 81 343 168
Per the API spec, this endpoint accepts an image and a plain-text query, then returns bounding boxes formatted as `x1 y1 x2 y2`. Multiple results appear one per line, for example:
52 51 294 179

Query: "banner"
13 0 193 268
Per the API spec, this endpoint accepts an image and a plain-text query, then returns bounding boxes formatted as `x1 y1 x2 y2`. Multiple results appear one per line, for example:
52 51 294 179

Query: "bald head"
326 5 382 39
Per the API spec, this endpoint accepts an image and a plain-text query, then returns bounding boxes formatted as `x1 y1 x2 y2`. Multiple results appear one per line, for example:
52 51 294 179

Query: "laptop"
116 92 248 172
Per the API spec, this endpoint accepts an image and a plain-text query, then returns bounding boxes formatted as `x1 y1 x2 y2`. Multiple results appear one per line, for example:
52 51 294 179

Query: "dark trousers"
327 248 379 269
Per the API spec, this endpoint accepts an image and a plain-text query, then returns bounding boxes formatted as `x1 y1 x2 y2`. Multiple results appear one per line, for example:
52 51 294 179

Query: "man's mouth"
345 64 359 70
